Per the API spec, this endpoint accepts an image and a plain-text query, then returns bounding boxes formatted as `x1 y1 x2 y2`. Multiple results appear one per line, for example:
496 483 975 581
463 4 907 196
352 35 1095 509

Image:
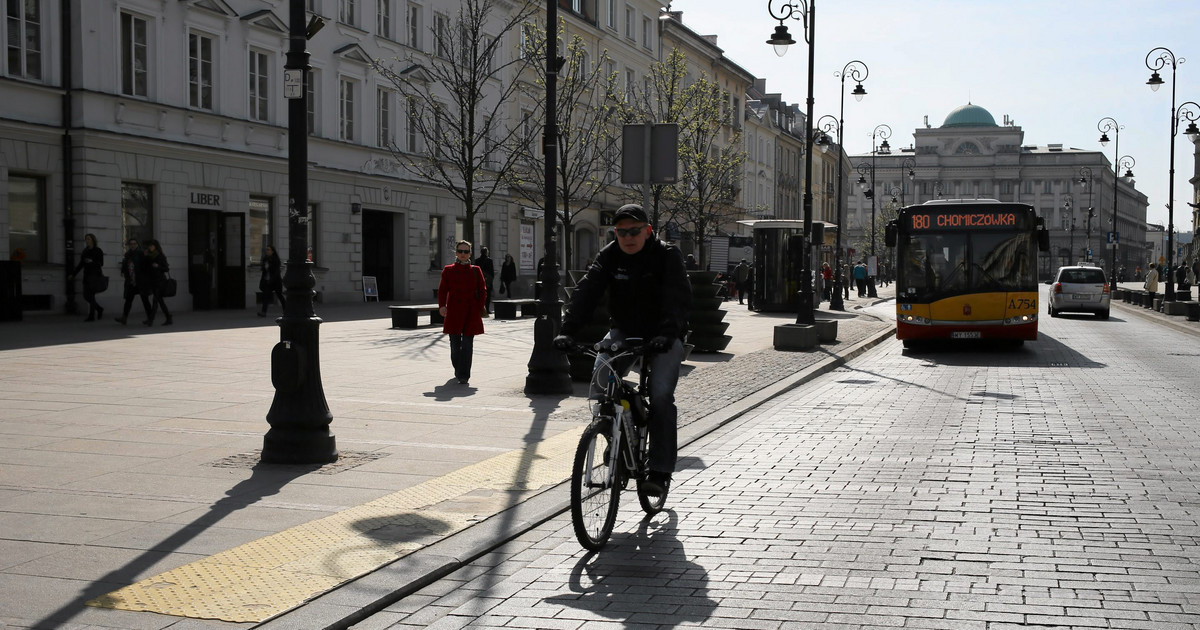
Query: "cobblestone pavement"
355 288 1200 630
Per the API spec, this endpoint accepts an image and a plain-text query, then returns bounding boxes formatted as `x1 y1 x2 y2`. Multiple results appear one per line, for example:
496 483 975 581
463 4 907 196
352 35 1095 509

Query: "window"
377 0 392 38
6 0 42 79
339 0 356 26
339 78 355 140
248 49 270 121
624 5 634 39
377 87 392 147
406 97 419 152
520 23 535 59
407 3 420 49
625 68 635 103
1043 180 1053 194
120 12 148 97
8 174 46 262
434 13 448 58
482 36 495 74
121 182 153 247
307 0 320 12
1021 180 1033 194
429 215 442 269
249 197 272 265
188 32 214 110
606 0 616 28
479 220 491 251
642 16 651 49
306 70 317 135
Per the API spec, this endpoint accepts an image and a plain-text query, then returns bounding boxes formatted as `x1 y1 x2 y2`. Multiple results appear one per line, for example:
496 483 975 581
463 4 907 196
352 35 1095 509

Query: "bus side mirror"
1037 228 1050 252
884 222 897 248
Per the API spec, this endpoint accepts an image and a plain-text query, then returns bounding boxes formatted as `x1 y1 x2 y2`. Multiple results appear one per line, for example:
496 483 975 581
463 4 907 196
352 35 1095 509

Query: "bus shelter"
738 220 834 312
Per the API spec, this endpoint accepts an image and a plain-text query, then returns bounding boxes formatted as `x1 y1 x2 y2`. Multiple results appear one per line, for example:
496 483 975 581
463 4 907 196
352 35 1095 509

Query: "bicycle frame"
583 344 650 488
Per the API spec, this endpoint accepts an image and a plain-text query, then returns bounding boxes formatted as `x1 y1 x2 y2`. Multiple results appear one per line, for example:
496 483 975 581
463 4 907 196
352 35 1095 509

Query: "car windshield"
898 231 1036 300
1058 269 1105 284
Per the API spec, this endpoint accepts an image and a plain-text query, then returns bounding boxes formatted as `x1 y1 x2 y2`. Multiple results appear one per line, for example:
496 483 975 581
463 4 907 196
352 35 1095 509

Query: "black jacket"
120 248 142 287
475 254 495 282
72 246 104 279
260 252 283 291
139 250 169 292
561 238 691 341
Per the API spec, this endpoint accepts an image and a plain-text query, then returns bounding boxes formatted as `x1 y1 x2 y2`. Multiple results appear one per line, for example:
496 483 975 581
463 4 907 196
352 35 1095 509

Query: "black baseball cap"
612 204 648 224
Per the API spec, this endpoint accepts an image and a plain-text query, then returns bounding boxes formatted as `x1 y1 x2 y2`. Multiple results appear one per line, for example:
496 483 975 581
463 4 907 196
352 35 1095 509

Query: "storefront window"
248 197 272 264
428 215 442 270
9 175 46 262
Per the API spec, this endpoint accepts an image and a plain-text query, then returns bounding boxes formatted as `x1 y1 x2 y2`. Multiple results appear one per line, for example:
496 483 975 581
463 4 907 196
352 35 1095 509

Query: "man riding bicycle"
554 204 691 497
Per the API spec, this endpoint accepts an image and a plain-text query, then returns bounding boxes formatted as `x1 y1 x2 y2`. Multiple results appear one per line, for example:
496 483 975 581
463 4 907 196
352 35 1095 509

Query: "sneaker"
458 378 469 385
640 471 671 497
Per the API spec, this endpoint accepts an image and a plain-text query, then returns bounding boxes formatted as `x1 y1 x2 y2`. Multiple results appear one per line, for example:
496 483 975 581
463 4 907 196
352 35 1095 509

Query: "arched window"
955 142 981 155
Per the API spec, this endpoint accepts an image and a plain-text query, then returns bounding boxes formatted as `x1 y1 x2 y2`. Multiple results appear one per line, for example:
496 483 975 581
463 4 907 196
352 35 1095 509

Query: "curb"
255 318 897 630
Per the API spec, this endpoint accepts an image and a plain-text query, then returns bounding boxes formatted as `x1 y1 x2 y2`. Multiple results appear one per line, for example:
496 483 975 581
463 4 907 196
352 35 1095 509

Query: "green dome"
942 103 998 128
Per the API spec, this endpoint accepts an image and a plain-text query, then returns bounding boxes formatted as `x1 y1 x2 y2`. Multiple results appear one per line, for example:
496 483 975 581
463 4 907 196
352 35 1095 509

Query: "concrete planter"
814 320 838 343
773 323 818 351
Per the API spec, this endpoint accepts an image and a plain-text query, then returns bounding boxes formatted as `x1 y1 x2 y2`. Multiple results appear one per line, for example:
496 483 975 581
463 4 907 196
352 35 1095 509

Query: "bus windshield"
898 231 1036 300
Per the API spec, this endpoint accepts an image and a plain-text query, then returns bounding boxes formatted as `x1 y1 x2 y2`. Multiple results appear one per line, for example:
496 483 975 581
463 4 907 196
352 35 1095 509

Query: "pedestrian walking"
474 246 495 315
257 245 286 317
438 240 486 385
684 253 699 270
1175 260 1190 293
114 238 151 325
1144 262 1159 304
141 239 172 326
821 262 833 302
734 259 750 304
499 253 517 297
853 261 868 297
68 233 106 322
842 264 851 299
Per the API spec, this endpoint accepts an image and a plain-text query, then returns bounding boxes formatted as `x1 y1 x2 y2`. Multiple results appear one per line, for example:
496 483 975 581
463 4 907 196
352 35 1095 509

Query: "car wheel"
1049 306 1058 317
1099 310 1110 320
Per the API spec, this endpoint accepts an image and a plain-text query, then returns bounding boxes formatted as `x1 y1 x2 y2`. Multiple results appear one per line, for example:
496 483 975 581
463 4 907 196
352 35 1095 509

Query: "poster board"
362 276 379 302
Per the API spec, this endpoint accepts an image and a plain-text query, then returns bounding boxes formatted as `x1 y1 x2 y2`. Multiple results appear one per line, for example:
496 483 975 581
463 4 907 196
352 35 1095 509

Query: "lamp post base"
795 290 814 325
829 280 845 310
524 307 572 396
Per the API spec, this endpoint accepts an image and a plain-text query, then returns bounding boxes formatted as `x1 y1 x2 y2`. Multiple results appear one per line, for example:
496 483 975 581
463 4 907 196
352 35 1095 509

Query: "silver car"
1048 265 1110 319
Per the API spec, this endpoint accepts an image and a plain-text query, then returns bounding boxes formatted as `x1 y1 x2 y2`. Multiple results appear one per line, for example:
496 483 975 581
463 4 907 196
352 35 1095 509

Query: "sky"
673 0 1200 229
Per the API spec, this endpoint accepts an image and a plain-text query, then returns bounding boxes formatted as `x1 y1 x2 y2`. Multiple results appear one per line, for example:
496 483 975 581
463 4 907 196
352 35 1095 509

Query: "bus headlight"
1004 313 1037 325
898 314 931 326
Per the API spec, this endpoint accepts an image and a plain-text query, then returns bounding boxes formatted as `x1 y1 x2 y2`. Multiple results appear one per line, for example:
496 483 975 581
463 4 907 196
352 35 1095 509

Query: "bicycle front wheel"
570 418 622 551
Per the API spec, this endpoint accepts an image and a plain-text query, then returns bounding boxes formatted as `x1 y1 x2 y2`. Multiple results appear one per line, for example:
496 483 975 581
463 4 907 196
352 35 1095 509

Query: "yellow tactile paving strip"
87 426 584 622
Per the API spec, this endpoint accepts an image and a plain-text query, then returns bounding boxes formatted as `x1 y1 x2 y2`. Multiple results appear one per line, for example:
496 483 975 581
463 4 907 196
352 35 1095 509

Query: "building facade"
847 104 1150 280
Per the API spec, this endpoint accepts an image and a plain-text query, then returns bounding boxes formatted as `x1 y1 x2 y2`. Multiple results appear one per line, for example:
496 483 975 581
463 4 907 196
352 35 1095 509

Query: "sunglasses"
456 249 472 254
614 226 645 238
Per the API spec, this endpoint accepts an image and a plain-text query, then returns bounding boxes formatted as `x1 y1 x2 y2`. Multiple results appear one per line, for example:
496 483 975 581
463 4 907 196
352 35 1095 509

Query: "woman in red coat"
438 240 487 385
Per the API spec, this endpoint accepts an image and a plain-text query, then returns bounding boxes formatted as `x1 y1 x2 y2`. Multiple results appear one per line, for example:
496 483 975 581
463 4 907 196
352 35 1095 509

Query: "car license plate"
951 331 981 339
1072 293 1092 300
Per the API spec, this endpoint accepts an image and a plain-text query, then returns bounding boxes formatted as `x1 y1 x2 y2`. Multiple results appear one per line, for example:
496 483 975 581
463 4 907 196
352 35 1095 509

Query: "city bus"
884 200 1050 347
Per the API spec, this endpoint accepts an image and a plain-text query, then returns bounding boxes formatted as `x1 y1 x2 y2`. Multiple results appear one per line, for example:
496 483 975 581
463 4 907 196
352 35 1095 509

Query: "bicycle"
562 337 667 551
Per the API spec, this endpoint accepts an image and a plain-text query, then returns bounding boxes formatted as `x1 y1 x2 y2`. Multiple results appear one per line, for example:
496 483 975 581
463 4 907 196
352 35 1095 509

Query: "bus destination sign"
908 209 1024 232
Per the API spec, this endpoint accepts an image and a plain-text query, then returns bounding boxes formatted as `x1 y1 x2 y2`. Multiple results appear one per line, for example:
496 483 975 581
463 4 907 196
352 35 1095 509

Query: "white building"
847 104 1150 280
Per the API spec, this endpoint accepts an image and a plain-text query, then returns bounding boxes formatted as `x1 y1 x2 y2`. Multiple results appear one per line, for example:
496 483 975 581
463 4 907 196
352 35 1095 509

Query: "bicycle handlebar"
561 338 652 357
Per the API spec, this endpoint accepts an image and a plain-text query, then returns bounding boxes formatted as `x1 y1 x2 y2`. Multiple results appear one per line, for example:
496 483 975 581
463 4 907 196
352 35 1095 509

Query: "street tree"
627 49 747 268
372 0 538 246
510 25 627 270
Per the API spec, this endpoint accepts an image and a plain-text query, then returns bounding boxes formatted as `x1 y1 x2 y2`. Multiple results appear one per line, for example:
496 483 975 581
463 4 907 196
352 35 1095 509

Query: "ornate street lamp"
1098 117 1128 282
1078 166 1094 262
263 0 336 464
856 124 890 297
900 156 916 205
525 0 572 394
818 59 867 311
1145 47 1200 302
766 0 818 324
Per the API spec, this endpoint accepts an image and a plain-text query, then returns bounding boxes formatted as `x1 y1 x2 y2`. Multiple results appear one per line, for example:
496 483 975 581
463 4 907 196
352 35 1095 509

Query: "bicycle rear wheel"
570 418 621 551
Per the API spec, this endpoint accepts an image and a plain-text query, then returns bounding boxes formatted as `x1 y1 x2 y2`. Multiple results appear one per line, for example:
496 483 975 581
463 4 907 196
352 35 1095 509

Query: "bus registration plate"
952 331 981 339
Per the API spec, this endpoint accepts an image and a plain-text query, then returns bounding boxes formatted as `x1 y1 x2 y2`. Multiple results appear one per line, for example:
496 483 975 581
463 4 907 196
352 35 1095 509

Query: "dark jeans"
260 286 286 313
122 285 152 320
449 334 475 381
147 290 171 322
590 329 683 475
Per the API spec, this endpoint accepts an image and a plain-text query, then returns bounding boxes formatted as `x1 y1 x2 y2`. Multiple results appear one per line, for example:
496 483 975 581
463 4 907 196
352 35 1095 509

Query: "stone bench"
493 298 538 320
389 304 444 329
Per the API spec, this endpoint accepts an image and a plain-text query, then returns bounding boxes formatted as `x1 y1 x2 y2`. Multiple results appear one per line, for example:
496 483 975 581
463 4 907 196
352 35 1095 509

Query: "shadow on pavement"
32 463 310 629
546 510 716 627
902 331 1106 369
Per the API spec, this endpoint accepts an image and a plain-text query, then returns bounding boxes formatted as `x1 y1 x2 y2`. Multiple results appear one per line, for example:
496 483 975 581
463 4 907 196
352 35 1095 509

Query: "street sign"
283 69 304 99
621 123 679 184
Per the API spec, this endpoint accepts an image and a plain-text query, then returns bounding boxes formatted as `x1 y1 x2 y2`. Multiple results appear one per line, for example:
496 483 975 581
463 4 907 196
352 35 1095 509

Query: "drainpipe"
61 0 76 313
